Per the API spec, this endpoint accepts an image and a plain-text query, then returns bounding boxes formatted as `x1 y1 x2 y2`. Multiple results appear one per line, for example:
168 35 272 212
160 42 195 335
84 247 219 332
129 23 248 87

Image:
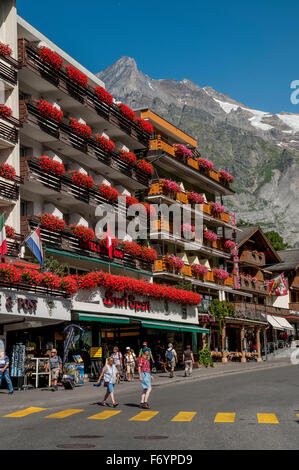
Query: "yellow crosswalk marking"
45 409 84 419
88 410 121 420
257 413 279 423
4 407 47 418
214 413 236 423
129 411 158 421
172 412 197 422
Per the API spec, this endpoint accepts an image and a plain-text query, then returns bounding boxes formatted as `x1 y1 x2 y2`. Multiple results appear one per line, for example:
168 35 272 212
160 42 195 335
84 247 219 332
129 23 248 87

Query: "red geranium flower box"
39 46 63 70
122 241 142 258
140 246 157 262
70 224 95 242
94 86 113 105
39 213 66 232
198 158 214 171
65 65 88 88
95 134 115 153
0 162 16 181
69 118 92 139
219 170 234 183
118 104 135 121
135 118 154 134
136 159 154 176
0 42 12 58
36 100 63 122
39 156 65 177
187 191 205 205
98 184 119 203
5 225 16 239
119 150 137 166
70 171 94 189
0 105 12 119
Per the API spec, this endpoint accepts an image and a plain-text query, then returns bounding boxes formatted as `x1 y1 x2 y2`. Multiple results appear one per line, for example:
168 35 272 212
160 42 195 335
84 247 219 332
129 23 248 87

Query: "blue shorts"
141 372 151 389
107 383 114 393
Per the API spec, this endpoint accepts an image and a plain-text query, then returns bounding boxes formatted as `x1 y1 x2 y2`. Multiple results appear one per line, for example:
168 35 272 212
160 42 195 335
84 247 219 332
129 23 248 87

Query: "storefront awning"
267 315 284 330
77 313 130 324
272 316 294 331
140 319 210 334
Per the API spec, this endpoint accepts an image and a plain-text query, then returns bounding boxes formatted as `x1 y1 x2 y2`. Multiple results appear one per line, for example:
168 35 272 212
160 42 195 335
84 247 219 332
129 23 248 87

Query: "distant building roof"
268 249 299 273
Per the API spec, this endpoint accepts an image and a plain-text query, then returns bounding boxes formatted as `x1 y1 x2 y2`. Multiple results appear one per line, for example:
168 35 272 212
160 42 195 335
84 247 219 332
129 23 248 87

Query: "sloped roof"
227 226 281 263
268 249 299 273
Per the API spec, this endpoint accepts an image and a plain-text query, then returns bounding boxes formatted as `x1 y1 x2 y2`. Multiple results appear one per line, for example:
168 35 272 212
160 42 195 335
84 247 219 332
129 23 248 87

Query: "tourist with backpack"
165 343 178 378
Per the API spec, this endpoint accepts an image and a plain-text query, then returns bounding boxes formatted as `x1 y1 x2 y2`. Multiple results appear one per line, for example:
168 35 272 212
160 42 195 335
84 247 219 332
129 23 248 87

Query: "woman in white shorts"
124 347 136 381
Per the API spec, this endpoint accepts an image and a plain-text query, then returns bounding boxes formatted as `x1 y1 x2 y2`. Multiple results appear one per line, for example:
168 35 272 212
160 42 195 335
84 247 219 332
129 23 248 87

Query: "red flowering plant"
36 100 63 122
219 170 234 183
39 213 66 232
69 118 92 139
161 179 182 194
123 195 139 207
21 268 41 286
70 171 94 189
223 239 236 250
39 156 65 177
191 264 209 276
174 144 193 159
140 246 158 262
119 149 137 166
135 118 154 134
166 254 185 270
94 86 113 105
97 235 118 250
95 134 115 153
210 202 225 215
0 264 22 284
70 224 95 242
203 230 218 242
65 65 88 88
77 270 201 306
122 241 142 258
0 162 16 181
136 159 154 176
39 272 62 290
60 275 78 294
97 184 119 203
118 103 135 121
198 158 214 171
5 225 16 239
0 105 12 119
142 202 156 217
187 191 205 205
212 268 230 281
39 46 63 70
0 42 12 58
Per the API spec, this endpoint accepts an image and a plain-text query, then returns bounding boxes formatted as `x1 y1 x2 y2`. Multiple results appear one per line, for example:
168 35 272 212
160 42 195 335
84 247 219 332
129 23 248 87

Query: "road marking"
214 413 236 423
88 410 122 420
45 409 84 419
4 407 47 418
171 412 197 422
130 411 159 421
257 413 279 423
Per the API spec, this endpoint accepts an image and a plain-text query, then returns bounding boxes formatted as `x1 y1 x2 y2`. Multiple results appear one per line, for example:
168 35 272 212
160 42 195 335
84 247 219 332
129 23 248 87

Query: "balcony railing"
0 278 70 298
20 101 150 189
231 301 289 323
239 250 266 266
21 216 153 273
0 60 17 85
154 256 234 287
239 276 269 294
18 39 150 147
147 179 231 224
0 121 18 145
290 302 299 312
0 178 22 202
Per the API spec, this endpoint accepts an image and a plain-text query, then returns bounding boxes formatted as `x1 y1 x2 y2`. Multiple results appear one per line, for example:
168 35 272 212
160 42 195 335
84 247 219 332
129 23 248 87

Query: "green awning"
140 319 210 334
77 313 130 324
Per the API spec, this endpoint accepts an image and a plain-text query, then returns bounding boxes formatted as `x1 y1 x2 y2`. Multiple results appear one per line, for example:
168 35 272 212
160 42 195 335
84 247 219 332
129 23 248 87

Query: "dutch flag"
25 226 44 265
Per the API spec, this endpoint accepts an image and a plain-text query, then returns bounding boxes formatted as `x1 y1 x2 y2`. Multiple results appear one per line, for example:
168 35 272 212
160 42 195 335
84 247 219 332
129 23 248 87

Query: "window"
20 200 33 217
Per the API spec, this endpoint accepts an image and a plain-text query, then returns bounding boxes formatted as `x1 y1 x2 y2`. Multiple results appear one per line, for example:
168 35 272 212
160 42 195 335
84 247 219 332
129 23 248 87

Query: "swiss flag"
106 223 113 259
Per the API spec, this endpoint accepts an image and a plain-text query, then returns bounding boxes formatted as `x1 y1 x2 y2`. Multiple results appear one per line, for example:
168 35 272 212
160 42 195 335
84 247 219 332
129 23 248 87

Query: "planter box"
187 158 199 170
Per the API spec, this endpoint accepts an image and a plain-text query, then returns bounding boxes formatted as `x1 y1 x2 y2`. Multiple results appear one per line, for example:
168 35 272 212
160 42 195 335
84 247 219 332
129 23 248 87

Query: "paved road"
1 364 299 450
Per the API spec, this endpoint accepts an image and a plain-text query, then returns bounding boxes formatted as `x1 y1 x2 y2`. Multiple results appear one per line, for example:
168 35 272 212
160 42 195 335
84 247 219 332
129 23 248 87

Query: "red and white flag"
106 223 113 259
268 273 288 296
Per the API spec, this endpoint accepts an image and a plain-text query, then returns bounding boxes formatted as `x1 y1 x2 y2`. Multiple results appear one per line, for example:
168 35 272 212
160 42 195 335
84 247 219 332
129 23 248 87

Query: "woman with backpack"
165 343 178 378
97 356 119 407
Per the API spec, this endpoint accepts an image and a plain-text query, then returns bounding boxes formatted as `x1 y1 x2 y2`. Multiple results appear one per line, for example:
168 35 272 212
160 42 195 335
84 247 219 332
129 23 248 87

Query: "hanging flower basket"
135 117 154 134
69 118 92 139
5 225 16 239
39 46 63 70
187 191 205 205
39 213 66 232
95 134 115 153
210 202 225 215
219 170 234 183
119 150 137 166
174 144 193 159
0 105 12 119
39 156 65 177
161 178 182 194
0 42 12 58
136 159 154 176
223 239 236 250
94 86 113 105
36 100 63 122
198 158 214 171
191 264 208 277
65 65 88 88
0 162 16 181
203 230 218 242
70 224 95 242
70 171 94 189
166 254 185 270
213 268 230 281
97 184 119 203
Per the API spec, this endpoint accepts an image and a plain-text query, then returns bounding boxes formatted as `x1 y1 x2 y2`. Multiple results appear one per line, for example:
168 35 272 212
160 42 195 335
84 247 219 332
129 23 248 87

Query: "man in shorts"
46 349 62 390
124 347 136 381
165 343 178 378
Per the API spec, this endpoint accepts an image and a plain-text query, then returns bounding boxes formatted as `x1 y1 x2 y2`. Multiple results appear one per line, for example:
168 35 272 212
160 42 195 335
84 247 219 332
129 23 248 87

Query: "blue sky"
17 0 299 113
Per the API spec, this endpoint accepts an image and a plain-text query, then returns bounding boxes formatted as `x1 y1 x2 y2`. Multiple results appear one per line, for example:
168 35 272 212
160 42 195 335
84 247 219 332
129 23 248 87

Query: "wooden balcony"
18 39 150 148
289 302 299 312
21 216 153 273
20 101 150 190
239 277 268 295
239 250 266 266
231 301 289 323
0 121 18 147
154 256 234 287
0 173 23 204
0 59 17 86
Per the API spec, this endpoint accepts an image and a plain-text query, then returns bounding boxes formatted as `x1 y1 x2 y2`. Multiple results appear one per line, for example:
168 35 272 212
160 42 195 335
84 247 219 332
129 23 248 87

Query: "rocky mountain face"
97 57 299 246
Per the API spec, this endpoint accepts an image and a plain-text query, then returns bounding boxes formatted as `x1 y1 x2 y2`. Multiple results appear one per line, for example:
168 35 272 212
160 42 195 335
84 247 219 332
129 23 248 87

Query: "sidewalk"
0 358 291 412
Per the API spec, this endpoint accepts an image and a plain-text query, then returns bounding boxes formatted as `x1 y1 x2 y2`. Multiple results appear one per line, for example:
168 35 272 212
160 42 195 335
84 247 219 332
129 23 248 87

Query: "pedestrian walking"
45 349 62 390
139 341 154 365
183 345 194 377
165 343 178 378
0 351 14 394
124 346 136 381
97 357 119 407
111 346 123 383
138 351 153 409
